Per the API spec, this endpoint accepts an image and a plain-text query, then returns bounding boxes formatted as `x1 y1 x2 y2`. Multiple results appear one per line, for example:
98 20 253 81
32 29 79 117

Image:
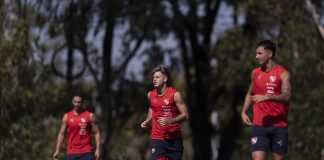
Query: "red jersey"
66 110 93 154
149 87 182 140
253 65 289 127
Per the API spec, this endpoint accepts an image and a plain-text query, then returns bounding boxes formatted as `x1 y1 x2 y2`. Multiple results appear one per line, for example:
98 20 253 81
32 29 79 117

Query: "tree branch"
51 45 66 78
115 35 145 80
305 0 324 40
203 0 221 47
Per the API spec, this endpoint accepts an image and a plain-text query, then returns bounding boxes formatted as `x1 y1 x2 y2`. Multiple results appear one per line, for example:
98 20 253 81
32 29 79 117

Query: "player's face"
255 46 272 66
153 71 167 88
72 96 83 108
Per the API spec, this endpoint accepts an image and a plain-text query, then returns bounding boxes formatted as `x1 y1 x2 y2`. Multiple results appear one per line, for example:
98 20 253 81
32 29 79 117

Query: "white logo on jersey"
251 137 258 144
269 76 276 82
69 118 74 123
79 118 87 135
164 99 170 105
257 74 261 80
152 98 157 104
81 118 86 123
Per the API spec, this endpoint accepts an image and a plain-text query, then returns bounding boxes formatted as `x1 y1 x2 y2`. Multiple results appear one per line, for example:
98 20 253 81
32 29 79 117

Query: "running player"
141 64 189 160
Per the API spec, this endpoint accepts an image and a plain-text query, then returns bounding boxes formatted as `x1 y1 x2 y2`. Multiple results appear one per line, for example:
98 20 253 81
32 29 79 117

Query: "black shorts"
251 126 288 155
66 152 93 160
150 139 183 160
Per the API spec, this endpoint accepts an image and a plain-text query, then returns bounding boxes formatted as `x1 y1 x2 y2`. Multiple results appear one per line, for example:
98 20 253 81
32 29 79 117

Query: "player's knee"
252 152 266 160
252 157 265 160
273 153 285 160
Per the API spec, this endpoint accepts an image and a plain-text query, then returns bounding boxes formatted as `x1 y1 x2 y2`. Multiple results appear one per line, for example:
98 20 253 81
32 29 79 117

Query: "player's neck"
73 107 84 115
262 60 277 72
157 85 168 96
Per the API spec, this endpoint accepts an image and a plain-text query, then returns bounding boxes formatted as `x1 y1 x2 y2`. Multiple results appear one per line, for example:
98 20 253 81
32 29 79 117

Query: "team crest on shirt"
251 137 258 144
151 148 156 153
152 98 157 104
163 99 170 105
69 118 74 123
269 76 276 82
81 118 86 123
257 74 261 80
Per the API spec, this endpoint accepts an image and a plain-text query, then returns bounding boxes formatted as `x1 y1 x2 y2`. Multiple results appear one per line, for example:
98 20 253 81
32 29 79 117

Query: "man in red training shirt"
241 40 291 160
53 94 101 160
141 64 189 160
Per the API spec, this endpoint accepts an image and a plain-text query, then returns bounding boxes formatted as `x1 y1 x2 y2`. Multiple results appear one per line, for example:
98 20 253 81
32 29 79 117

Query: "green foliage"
213 0 324 159
0 17 70 159
1 0 323 159
109 112 150 159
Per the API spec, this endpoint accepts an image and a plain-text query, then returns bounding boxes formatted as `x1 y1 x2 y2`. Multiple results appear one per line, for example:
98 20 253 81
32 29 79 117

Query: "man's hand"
94 149 100 160
52 151 59 160
141 120 150 128
241 112 252 125
157 117 172 126
252 95 269 103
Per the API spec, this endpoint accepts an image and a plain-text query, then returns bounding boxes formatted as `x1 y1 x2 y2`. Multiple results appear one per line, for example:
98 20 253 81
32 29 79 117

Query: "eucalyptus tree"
209 0 324 159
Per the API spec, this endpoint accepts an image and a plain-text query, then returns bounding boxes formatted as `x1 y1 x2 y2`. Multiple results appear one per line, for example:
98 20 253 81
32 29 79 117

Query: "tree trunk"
218 86 244 160
190 59 212 160
305 0 324 40
101 1 116 159
189 33 212 159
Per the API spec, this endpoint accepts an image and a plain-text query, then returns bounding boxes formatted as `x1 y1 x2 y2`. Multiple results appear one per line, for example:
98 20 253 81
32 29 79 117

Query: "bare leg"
252 151 266 160
273 152 285 160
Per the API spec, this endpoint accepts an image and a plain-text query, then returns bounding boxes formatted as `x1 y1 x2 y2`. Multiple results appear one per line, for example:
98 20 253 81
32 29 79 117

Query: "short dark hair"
152 64 171 80
256 40 276 56
72 93 84 100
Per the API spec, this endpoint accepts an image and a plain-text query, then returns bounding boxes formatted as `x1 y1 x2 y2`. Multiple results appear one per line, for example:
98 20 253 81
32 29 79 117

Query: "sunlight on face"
72 96 83 108
153 71 167 88
255 47 272 65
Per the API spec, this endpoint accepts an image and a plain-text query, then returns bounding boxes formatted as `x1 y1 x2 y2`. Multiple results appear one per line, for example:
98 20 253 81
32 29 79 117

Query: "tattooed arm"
253 71 291 103
157 91 189 126
267 71 291 102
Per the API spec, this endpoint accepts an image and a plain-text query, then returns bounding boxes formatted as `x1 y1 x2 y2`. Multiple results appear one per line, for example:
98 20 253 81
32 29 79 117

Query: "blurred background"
0 0 323 159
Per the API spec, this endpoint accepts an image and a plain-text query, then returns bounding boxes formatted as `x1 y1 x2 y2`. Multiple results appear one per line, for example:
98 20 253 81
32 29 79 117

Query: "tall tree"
211 0 324 159
167 0 222 159
1 0 323 159
0 1 73 159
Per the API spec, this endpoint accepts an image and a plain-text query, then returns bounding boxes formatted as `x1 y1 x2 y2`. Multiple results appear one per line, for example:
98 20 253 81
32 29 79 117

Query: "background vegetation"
0 0 323 159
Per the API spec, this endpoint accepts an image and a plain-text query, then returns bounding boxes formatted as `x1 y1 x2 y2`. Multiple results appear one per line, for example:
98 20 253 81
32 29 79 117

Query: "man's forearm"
146 109 152 122
146 115 152 121
55 134 64 152
171 114 188 124
95 132 100 151
242 95 253 114
266 92 290 103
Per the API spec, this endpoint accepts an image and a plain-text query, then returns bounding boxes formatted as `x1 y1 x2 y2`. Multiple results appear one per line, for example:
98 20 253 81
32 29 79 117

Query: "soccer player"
53 94 101 160
141 64 189 160
241 40 291 160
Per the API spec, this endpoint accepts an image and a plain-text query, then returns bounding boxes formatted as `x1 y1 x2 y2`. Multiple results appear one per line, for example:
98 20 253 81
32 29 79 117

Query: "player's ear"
164 76 168 82
268 50 273 58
